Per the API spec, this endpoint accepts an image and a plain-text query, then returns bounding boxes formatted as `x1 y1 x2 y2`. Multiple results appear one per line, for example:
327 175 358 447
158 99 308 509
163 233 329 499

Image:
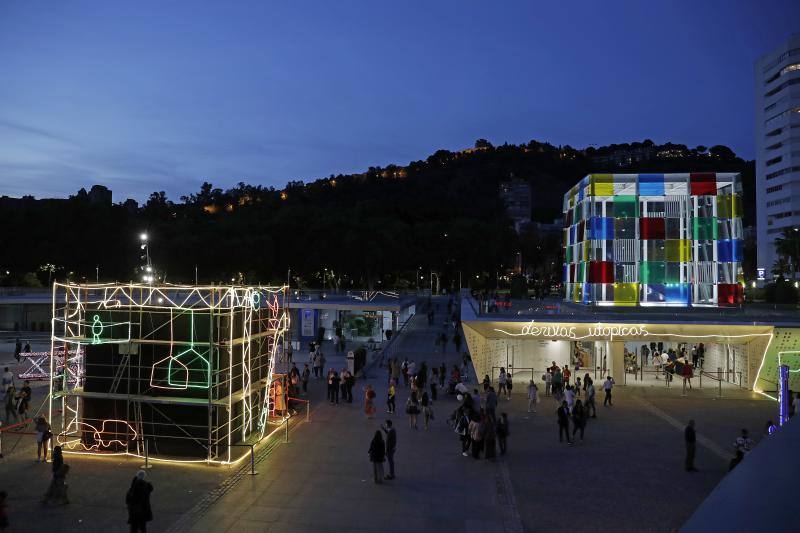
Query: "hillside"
0 139 754 289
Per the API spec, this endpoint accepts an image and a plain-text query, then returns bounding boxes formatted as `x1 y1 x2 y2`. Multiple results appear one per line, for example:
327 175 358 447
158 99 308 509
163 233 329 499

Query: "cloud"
0 118 79 146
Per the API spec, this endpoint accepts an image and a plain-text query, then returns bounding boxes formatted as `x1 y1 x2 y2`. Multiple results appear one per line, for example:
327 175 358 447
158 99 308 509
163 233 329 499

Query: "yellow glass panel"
590 174 614 196
613 283 638 306
665 239 690 262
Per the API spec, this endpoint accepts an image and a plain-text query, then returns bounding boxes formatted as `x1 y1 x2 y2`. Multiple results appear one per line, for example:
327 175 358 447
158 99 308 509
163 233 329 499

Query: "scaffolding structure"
48 282 289 464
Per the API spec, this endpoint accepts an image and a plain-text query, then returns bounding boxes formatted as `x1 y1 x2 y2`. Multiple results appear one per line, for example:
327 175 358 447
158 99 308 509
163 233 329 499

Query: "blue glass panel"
664 283 690 304
718 240 743 262
638 173 665 196
643 283 666 302
588 217 614 240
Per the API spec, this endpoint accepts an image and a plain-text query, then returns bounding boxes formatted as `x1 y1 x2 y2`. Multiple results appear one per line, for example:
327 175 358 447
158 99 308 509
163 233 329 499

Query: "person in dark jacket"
368 431 386 484
381 420 397 479
572 400 587 442
557 401 572 445
483 416 497 460
496 413 509 455
685 420 698 472
126 470 154 532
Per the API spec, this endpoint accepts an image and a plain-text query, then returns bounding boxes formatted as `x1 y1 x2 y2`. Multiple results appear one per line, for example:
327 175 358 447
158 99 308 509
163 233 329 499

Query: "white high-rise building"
755 35 800 280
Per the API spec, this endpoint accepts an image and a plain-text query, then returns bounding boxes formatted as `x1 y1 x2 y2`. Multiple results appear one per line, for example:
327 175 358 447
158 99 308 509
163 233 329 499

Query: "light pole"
96 265 99 283
139 233 153 283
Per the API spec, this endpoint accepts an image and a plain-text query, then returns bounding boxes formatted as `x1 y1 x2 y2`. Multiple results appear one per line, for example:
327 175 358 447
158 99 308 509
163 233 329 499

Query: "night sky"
1 0 798 202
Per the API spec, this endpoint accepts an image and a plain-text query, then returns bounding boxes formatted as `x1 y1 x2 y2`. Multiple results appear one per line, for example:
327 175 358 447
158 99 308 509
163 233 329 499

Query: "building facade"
563 173 743 307
500 177 532 233
755 35 800 278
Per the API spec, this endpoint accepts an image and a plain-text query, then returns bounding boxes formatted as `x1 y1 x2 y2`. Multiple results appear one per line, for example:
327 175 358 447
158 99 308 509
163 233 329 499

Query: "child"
527 380 538 413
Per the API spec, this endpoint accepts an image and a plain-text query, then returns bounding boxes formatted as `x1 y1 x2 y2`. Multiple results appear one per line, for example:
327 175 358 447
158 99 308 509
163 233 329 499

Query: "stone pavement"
0 302 781 532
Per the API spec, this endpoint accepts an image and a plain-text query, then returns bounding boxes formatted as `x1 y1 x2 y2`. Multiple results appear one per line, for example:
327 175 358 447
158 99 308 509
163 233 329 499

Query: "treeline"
0 139 754 289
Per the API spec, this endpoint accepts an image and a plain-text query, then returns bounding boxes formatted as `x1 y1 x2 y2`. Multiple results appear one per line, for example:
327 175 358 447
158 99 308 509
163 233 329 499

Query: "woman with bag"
406 391 420 429
35 415 51 462
469 413 485 459
368 430 386 484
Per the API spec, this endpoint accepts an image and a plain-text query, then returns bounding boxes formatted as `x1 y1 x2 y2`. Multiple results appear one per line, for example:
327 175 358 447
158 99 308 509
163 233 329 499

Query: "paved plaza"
0 303 778 532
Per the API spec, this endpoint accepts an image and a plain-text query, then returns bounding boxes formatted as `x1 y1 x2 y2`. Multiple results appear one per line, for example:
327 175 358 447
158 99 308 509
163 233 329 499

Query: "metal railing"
363 312 418 376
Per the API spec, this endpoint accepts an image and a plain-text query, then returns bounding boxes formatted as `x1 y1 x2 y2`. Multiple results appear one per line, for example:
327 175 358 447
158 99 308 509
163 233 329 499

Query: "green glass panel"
613 195 639 218
641 261 666 284
692 217 717 240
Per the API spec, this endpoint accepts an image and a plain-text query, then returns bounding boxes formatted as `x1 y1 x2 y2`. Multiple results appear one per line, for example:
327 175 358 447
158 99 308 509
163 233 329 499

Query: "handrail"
0 417 33 433
363 311 417 376
287 397 311 422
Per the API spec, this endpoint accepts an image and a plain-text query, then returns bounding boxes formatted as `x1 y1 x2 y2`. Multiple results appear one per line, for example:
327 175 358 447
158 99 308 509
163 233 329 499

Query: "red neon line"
0 418 33 433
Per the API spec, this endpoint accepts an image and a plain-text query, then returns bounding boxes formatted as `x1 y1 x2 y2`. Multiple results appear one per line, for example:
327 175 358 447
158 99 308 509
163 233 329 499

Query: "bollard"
140 439 153 470
306 401 310 422
285 417 289 443
682 378 686 397
717 367 722 398
249 445 258 475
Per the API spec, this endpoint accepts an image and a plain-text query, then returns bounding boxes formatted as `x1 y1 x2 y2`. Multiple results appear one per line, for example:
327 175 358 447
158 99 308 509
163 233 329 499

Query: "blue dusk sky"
0 0 798 202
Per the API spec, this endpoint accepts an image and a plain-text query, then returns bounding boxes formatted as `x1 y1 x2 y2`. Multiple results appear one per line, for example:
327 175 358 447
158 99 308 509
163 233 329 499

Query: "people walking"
483 374 491 392
457 411 471 456
685 420 698 472
557 401 572 445
35 415 51 462
485 387 498 419
469 414 485 459
438 363 446 388
552 367 563 398
1 368 12 391
484 415 497 460
585 378 597 418
496 413 509 455
381 420 397 480
545 369 552 397
734 429 753 455
3 385 17 424
42 446 68 505
506 373 513 400
406 391 420 429
126 470 154 532
527 380 538 413
565 386 575 410
368 431 386 484
421 391 433 430
572 399 586 442
364 385 377 419
728 449 744 472
387 380 396 414
301 364 310 394
603 376 615 406
498 368 508 398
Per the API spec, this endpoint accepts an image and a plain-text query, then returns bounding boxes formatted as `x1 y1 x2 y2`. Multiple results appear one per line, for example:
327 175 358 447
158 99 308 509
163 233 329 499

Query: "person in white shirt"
498 368 508 398
544 370 553 396
565 386 575 410
603 376 615 406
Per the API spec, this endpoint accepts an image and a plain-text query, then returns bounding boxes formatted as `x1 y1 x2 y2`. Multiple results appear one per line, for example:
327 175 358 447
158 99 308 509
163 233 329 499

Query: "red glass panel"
690 172 716 195
588 261 614 283
639 217 665 239
717 283 743 306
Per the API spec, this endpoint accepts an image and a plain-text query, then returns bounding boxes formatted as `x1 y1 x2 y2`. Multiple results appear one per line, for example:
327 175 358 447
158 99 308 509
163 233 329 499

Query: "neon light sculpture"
49 282 289 464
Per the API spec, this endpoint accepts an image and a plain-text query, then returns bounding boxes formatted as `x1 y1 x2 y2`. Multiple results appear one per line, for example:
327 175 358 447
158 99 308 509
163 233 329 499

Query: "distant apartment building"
755 35 800 279
500 177 532 233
